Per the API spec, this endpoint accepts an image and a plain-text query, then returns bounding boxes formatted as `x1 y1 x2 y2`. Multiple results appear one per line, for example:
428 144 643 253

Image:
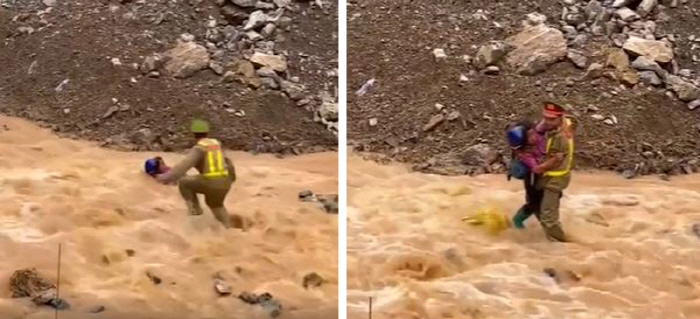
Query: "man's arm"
158 148 202 183
533 135 568 174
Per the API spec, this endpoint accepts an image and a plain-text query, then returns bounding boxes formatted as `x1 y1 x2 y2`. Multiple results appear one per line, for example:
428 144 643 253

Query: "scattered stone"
238 292 282 318
256 1 275 10
213 279 232 296
571 34 589 47
88 305 106 314
607 48 630 70
423 114 445 132
484 66 500 75
246 31 263 41
636 0 657 17
42 0 56 6
261 23 276 38
17 26 35 35
274 0 291 7
209 61 224 75
302 272 324 289
221 5 249 24
164 41 210 78
146 271 162 285
369 118 378 126
688 99 700 110
447 111 461 121
616 8 640 21
256 67 278 78
525 12 547 26
623 37 674 63
299 190 314 201
506 24 567 75
585 0 604 20
318 98 338 122
250 53 287 72
435 103 445 111
679 69 692 78
433 48 447 60
180 33 195 42
666 75 700 101
567 49 588 69
244 11 274 31
232 0 258 8
459 74 469 83
474 41 508 69
631 56 663 74
280 80 305 100
592 114 606 121
260 77 279 89
639 71 662 85
612 0 632 7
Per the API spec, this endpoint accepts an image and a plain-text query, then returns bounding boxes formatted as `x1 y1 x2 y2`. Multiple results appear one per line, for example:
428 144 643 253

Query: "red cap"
542 102 565 118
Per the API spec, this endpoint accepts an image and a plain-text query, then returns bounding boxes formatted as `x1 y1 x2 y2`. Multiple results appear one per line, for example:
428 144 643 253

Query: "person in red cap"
530 101 575 242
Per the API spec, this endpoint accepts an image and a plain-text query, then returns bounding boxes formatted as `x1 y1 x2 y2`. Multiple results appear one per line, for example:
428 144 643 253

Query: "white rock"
180 33 195 42
164 41 210 78
525 12 547 26
433 48 447 60
688 100 700 110
369 118 378 126
42 0 56 6
637 0 657 17
616 7 640 22
111 58 122 66
506 24 567 75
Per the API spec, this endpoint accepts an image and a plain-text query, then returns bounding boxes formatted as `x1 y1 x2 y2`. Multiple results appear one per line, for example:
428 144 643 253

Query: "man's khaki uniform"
166 138 236 228
537 117 574 242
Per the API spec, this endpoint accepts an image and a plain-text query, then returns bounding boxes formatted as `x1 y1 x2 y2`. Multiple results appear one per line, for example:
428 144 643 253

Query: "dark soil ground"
0 0 337 154
348 0 700 177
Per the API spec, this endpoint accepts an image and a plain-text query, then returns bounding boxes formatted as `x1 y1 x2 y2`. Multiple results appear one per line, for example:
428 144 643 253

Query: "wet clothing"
162 138 236 228
536 118 574 242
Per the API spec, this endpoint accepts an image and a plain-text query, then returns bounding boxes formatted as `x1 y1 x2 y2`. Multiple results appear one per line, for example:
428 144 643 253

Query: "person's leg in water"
203 182 232 228
539 188 567 242
513 174 543 228
178 176 205 216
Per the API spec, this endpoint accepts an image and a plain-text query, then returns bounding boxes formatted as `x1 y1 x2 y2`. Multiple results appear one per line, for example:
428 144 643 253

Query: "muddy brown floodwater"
0 116 338 319
347 153 700 319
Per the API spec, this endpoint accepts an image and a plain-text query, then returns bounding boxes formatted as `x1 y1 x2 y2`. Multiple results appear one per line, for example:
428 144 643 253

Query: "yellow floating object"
461 207 510 235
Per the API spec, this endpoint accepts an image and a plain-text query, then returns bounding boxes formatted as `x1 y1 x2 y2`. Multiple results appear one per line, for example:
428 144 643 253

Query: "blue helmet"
506 125 526 149
144 158 159 175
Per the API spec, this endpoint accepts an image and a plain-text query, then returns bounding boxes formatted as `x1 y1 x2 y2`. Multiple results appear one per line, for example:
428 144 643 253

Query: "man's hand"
155 173 170 184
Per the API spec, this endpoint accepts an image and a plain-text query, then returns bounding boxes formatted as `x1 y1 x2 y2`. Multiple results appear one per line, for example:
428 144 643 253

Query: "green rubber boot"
512 208 528 229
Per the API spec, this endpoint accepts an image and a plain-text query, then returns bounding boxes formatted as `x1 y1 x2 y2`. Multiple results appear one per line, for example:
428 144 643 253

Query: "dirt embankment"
348 0 700 178
0 0 338 155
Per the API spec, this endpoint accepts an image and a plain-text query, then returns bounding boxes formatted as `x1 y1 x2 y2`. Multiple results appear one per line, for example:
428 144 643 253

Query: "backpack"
507 157 529 180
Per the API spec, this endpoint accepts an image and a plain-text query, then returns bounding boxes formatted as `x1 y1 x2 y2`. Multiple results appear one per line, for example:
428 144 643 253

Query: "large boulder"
164 41 210 78
623 37 674 63
505 24 567 75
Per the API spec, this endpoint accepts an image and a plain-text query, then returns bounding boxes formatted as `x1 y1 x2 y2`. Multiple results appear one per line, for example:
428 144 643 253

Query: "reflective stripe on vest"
197 138 228 178
544 119 574 177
